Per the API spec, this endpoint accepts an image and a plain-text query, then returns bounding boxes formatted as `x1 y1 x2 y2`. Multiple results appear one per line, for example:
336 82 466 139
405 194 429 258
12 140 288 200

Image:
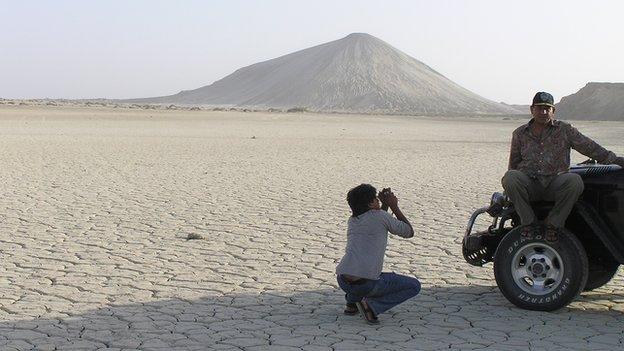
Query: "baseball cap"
532 92 555 107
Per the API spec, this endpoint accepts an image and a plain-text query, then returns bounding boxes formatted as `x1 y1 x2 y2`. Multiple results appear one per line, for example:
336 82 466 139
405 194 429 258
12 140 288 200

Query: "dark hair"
347 184 377 217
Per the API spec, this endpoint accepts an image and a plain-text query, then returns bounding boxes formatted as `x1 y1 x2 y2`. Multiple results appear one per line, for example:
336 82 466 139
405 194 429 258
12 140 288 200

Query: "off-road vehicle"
462 161 624 311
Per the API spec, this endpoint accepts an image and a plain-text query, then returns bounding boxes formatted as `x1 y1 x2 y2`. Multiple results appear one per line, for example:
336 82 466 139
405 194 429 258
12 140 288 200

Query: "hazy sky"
1 0 623 104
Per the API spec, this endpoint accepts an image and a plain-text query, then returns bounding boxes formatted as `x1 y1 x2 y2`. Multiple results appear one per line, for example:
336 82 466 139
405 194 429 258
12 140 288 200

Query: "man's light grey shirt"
336 210 412 280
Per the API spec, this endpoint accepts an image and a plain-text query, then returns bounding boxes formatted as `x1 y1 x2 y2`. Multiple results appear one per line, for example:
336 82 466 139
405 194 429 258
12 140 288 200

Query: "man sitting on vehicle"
502 91 624 240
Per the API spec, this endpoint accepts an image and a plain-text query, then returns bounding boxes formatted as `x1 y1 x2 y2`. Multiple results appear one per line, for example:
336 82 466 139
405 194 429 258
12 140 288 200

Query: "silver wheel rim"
511 242 564 296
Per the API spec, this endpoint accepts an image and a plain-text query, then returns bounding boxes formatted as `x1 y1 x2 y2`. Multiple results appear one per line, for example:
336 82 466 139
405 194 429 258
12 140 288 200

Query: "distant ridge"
556 82 624 121
125 33 518 115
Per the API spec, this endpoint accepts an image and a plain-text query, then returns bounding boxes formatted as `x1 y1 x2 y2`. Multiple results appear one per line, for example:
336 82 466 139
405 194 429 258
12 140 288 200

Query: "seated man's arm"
508 132 521 170
567 124 623 166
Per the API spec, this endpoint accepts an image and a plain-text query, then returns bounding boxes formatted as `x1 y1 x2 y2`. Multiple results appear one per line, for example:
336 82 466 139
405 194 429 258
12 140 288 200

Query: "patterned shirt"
508 119 618 177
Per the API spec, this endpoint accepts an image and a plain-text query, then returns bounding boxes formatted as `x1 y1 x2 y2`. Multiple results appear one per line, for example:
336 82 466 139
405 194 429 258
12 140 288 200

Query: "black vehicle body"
462 162 624 310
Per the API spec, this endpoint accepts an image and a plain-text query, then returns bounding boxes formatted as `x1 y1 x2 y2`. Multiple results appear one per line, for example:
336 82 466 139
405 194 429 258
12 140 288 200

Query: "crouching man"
335 184 420 325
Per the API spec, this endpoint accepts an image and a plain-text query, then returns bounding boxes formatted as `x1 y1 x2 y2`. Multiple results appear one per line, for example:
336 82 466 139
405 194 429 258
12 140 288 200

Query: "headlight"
486 192 505 217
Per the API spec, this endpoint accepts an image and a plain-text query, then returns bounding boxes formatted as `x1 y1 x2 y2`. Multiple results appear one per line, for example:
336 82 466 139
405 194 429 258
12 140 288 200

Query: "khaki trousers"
501 170 584 228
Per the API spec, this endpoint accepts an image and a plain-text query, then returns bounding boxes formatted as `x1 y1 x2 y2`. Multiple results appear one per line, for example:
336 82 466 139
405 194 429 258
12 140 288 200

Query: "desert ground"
1 105 624 351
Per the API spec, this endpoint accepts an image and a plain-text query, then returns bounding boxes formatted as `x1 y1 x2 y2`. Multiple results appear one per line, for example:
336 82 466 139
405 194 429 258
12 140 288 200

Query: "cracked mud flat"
1 105 624 351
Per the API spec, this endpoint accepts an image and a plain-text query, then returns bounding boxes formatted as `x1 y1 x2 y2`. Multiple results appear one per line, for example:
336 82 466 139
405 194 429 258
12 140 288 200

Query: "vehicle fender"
573 201 624 263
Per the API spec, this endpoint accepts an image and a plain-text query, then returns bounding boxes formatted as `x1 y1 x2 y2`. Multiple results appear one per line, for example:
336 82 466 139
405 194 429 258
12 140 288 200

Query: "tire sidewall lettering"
516 277 571 304
507 236 544 254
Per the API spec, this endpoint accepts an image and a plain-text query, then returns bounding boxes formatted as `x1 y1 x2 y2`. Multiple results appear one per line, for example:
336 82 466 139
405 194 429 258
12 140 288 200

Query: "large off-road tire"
493 226 588 311
584 259 619 291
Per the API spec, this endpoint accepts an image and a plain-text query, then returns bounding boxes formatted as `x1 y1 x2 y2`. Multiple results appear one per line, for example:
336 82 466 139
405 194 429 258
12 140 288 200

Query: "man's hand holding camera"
378 187 413 236
378 188 397 211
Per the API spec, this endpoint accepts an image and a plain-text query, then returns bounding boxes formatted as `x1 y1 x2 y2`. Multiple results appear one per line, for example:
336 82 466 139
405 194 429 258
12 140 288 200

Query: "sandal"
544 224 560 243
355 299 379 325
520 223 539 240
344 303 358 315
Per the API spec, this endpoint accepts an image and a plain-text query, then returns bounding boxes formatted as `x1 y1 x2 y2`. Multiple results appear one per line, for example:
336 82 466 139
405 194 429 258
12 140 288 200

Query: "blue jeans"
337 272 421 315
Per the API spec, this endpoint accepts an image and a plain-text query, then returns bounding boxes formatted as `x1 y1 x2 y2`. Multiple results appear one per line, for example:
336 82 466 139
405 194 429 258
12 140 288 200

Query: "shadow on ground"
1 285 623 351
